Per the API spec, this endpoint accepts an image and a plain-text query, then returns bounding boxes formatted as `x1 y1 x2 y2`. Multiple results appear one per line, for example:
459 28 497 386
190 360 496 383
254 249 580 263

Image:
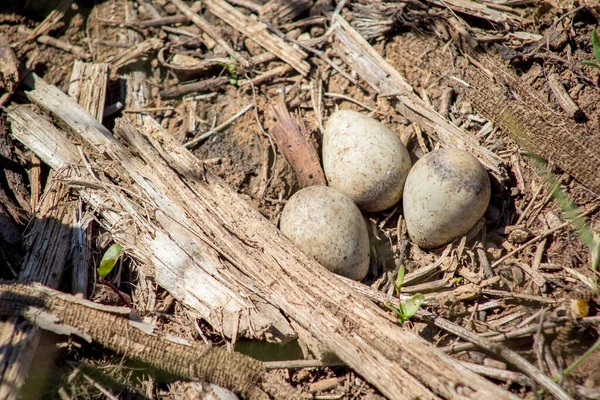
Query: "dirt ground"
1 0 600 399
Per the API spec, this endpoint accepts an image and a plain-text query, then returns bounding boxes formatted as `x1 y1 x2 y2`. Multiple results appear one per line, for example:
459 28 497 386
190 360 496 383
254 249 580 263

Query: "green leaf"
216 58 238 86
592 29 600 63
402 294 425 320
582 60 600 70
98 244 122 278
395 264 405 293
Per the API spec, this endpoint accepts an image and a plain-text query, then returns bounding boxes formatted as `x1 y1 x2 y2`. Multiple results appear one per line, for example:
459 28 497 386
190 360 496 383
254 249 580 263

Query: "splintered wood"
331 15 507 182
10 73 518 400
270 99 326 188
0 60 108 400
9 74 295 344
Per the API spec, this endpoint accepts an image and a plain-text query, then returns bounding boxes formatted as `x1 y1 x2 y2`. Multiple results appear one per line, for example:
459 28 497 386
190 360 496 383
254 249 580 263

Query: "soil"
1 0 600 399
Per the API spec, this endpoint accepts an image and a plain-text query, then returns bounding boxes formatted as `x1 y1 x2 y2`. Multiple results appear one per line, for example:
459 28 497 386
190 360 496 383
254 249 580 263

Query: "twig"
482 289 556 303
269 98 326 187
547 73 582 119
325 92 381 114
264 359 345 370
17 27 90 60
492 204 599 268
184 103 254 148
159 76 230 99
459 361 534 386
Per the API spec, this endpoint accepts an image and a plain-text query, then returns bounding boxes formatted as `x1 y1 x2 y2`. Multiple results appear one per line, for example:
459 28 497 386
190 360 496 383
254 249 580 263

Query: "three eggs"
279 109 491 280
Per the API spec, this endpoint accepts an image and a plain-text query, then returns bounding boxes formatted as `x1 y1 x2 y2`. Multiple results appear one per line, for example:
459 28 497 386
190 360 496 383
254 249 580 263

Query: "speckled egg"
403 148 491 249
279 186 370 280
323 110 412 212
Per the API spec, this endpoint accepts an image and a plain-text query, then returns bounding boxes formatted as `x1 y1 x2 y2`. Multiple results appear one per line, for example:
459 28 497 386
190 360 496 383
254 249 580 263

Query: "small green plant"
529 154 600 290
97 243 131 308
582 29 600 70
216 58 238 85
385 265 424 323
97 244 122 279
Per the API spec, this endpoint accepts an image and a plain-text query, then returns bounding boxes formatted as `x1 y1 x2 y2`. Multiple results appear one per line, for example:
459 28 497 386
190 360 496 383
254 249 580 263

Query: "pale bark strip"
332 15 506 182
10 76 295 342
67 61 109 297
270 99 326 188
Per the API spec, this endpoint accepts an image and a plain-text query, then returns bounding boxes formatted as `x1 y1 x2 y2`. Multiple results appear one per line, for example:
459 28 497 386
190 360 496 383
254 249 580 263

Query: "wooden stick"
269 99 326 188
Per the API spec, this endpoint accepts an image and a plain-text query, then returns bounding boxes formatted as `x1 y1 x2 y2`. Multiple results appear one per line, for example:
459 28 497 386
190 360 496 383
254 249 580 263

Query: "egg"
279 186 370 280
323 110 412 212
403 148 491 249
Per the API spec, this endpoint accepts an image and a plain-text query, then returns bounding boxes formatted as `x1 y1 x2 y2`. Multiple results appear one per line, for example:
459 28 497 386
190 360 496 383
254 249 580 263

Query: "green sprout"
563 337 600 376
97 244 122 279
385 264 424 323
216 58 238 85
582 29 600 71
528 154 600 290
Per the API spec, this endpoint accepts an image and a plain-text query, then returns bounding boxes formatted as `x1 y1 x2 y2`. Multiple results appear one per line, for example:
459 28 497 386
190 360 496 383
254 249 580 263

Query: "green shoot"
98 244 122 279
216 58 238 85
563 337 600 376
385 265 424 323
528 154 599 290
582 29 600 70
395 263 405 292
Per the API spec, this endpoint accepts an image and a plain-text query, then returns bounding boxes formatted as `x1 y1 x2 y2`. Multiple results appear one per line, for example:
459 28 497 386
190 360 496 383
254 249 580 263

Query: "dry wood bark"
8 74 296 343
331 15 507 183
270 99 326 188
0 35 19 107
0 169 75 400
67 60 109 297
0 58 111 399
0 282 303 400
462 53 600 195
10 73 518 400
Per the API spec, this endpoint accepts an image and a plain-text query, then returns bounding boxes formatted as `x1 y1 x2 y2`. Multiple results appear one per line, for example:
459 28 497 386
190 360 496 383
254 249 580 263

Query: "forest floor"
1 0 600 399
